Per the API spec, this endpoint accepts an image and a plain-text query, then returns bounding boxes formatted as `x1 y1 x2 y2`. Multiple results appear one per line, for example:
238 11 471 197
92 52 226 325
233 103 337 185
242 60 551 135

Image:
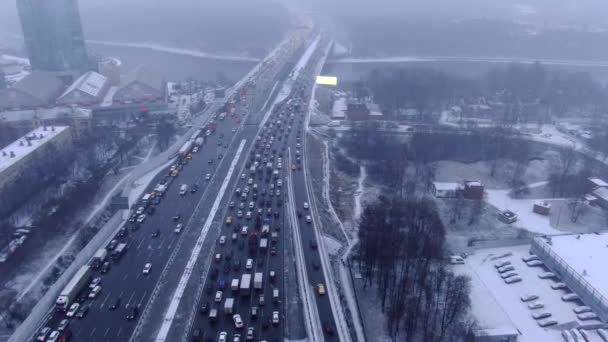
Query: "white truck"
224 298 235 315
240 274 252 296
111 243 127 260
259 238 268 252
254 272 264 290
55 265 92 311
90 248 108 269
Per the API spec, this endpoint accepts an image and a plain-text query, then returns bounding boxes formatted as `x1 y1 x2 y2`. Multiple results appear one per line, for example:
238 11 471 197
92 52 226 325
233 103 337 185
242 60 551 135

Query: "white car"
504 276 522 284
537 319 557 327
494 260 511 269
532 311 552 320
520 294 538 302
303 202 309 210
219 235 226 245
193 146 199 153
272 311 280 325
215 291 223 302
562 293 579 301
527 301 545 310
573 306 592 314
497 265 515 273
246 258 253 270
57 319 69 332
205 173 211 180
233 314 244 328
218 332 228 342
500 271 518 279
46 331 60 342
136 207 145 215
522 255 539 262
66 303 80 317
551 282 568 290
241 226 248 235
88 285 102 298
36 327 51 342
305 215 312 223
249 201 255 209
538 272 556 279
526 260 544 267
137 214 146 223
174 223 184 233
246 211 252 220
578 312 598 321
143 263 152 274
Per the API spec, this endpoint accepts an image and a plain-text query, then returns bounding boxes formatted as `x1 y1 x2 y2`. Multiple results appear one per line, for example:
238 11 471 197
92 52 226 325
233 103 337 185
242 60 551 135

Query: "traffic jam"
189 94 315 342
33 91 248 342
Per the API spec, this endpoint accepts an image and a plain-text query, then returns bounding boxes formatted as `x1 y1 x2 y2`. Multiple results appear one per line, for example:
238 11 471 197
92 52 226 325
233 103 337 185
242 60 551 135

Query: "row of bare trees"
357 196 471 341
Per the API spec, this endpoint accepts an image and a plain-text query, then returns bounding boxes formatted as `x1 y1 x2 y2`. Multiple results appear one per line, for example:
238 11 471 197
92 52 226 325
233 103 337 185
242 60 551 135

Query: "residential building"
0 107 92 139
463 181 484 200
0 126 73 217
16 0 90 73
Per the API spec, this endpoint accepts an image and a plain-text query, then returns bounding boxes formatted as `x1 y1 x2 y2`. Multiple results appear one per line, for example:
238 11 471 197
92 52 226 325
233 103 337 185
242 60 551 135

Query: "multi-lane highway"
29 28 346 342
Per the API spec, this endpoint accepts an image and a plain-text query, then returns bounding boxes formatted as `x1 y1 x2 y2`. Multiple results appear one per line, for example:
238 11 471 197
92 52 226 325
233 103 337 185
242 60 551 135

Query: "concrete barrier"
8 210 126 342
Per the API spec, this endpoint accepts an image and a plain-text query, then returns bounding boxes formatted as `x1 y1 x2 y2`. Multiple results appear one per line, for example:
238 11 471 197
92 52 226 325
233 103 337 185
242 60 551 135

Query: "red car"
270 247 277 256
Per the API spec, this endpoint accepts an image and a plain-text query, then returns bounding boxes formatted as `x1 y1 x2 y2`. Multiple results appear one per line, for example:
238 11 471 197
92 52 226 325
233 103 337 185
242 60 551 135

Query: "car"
241 226 248 235
538 272 556 279
528 301 545 310
173 214 181 221
147 206 156 215
318 284 326 295
573 306 592 314
246 211 252 220
251 306 258 318
126 306 139 320
312 259 320 270
215 253 222 263
47 331 60 342
219 235 227 245
246 327 254 340
500 271 518 279
57 319 69 332
218 332 228 342
270 247 277 256
36 327 51 341
520 294 539 302
246 259 253 270
206 173 211 181
107 239 118 250
233 314 244 328
225 216 233 225
259 294 265 306
89 276 102 289
229 201 235 208
76 305 89 318
152 229 160 238
537 319 557 327
305 215 312 223
303 202 309 209
310 240 317 249
231 233 238 241
88 285 102 298
324 321 335 335
272 311 280 325
578 312 599 321
526 260 544 267
505 276 521 284
136 206 145 215
237 210 243 218
562 293 579 301
190 185 198 193
175 223 184 233
551 282 568 290
215 291 223 302
522 255 540 262
532 311 552 320
493 260 510 269
143 263 152 274
101 261 111 273
497 265 515 273
110 297 121 310
137 214 146 223
200 302 209 314
66 302 80 317
208 159 214 164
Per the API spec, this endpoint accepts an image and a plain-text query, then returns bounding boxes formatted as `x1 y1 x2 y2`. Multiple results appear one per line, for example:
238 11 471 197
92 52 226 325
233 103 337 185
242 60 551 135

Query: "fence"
531 237 608 321
8 210 126 342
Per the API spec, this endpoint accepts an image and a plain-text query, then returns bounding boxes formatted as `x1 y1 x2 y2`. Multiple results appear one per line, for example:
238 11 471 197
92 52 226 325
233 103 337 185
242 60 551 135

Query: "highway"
30 28 345 342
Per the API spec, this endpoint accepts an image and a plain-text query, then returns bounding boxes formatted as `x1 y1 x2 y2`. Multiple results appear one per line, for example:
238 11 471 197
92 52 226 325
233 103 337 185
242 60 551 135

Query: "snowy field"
457 244 607 342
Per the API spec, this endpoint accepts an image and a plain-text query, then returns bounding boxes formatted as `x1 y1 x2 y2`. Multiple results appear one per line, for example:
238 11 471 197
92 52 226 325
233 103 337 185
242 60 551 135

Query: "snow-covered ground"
87 40 261 62
458 244 606 342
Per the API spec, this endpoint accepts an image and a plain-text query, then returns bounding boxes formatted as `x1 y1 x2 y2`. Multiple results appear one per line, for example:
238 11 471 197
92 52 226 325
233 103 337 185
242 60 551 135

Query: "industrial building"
56 71 109 106
0 72 65 111
530 233 608 322
0 126 73 217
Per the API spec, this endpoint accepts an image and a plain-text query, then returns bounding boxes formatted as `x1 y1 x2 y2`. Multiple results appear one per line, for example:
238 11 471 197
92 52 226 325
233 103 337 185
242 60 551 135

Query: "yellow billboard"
316 76 338 86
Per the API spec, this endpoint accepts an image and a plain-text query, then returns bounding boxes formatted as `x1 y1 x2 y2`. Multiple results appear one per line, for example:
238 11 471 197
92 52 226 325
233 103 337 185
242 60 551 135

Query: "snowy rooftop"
589 177 608 188
432 181 461 191
536 233 608 302
100 86 119 107
592 187 608 201
0 126 69 173
458 244 599 342
60 71 108 98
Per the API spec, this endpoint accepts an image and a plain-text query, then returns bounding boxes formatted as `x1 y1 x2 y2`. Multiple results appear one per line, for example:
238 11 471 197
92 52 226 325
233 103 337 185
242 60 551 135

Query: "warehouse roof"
60 71 108 99
12 72 65 103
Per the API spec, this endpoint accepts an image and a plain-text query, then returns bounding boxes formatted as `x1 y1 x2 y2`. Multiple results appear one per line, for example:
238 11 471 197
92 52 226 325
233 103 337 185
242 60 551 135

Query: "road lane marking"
122 273 129 281
127 291 136 307
154 139 247 342
100 293 111 308
117 327 122 337
137 238 145 249
90 328 96 336
104 328 110 337
138 291 148 306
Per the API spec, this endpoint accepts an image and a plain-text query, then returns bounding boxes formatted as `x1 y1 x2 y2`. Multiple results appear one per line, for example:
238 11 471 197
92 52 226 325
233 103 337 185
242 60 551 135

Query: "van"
272 288 279 302
179 184 188 195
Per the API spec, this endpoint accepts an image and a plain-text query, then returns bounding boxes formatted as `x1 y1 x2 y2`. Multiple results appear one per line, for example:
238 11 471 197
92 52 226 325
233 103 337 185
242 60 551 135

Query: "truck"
231 278 240 292
178 141 193 159
141 193 152 204
240 274 252 296
111 243 127 261
254 272 263 290
90 248 108 269
224 298 235 314
154 184 167 196
190 129 202 142
55 265 92 311
259 238 268 252
194 137 205 147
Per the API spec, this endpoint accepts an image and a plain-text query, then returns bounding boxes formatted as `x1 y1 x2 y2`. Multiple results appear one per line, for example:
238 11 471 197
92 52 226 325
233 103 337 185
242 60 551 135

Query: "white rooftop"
589 178 608 188
432 181 462 191
537 233 608 302
332 97 346 119
0 126 69 173
100 86 119 107
60 71 108 98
